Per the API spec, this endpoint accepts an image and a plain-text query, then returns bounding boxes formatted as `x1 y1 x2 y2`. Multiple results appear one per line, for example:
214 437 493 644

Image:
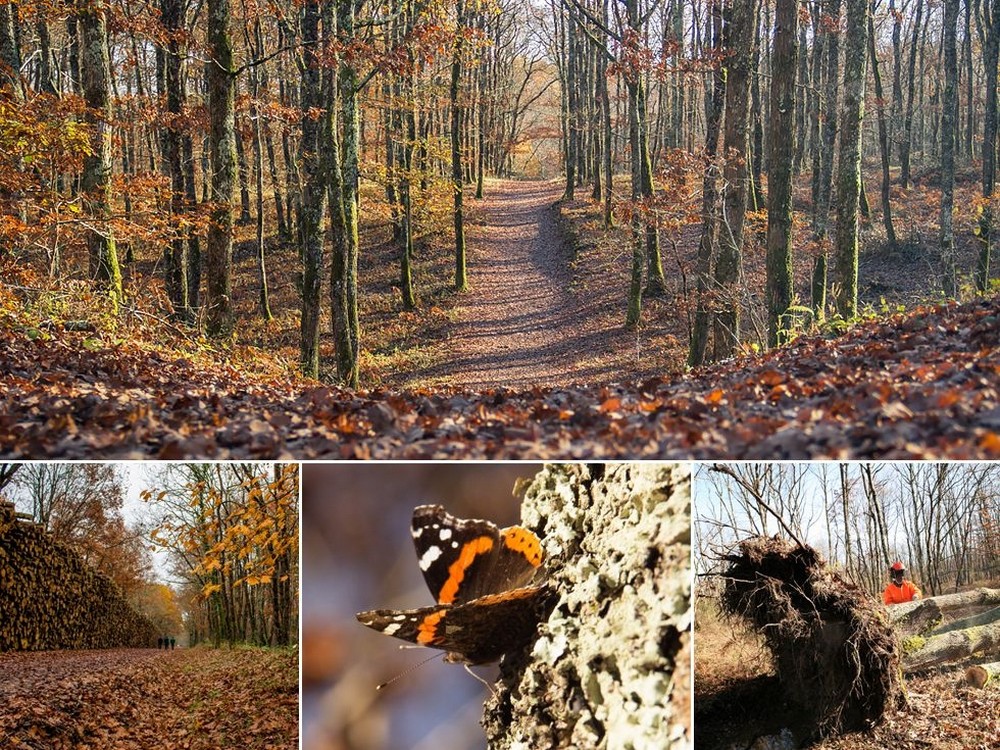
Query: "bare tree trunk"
714 0 758 359
766 0 797 348
899 0 923 189
868 7 896 248
299 0 325 377
979 0 1000 292
833 0 869 320
332 0 361 388
452 0 468 292
940 0 958 298
78 0 123 310
206 0 237 337
689 0 724 366
903 622 1000 672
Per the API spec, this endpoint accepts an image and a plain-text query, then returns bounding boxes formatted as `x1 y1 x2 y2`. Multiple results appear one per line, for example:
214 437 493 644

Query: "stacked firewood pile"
0 501 157 650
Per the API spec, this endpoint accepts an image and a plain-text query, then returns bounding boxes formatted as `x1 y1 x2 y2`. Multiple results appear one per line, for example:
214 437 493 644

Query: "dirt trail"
424 179 612 389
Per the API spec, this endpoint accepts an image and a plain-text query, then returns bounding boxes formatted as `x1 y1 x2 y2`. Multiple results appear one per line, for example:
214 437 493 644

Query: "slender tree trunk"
335 0 361 387
78 0 123 310
182 135 201 307
161 0 190 320
206 0 237 336
451 0 468 293
815 0 842 238
766 0 798 348
400 0 418 309
940 0 958 298
899 0 923 189
0 2 23 98
833 0 869 320
979 0 1000 292
299 0 325 377
689 0 724 366
868 6 896 247
600 0 613 228
714 0 758 359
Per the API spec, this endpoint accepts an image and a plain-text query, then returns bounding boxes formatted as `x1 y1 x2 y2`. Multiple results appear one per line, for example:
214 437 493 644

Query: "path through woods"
0 648 297 749
419 179 624 388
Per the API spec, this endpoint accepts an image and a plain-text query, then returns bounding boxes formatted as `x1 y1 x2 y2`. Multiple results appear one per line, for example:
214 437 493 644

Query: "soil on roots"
718 537 905 741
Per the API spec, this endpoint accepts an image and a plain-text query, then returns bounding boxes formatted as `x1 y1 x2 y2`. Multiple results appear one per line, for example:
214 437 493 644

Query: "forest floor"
0 647 298 750
695 599 1000 750
1 173 999 458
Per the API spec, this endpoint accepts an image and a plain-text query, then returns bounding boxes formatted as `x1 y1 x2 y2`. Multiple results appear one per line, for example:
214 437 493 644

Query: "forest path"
0 647 297 749
422 179 611 388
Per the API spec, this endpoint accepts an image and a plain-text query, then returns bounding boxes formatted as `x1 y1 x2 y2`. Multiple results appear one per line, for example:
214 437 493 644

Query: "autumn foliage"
143 464 298 647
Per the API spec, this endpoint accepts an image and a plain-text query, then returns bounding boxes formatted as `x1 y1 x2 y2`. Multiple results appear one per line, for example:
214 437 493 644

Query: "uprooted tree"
717 536 1000 741
718 536 906 739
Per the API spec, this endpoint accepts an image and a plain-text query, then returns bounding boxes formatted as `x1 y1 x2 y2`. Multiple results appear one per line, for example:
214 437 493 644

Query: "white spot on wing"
419 545 442 571
382 623 401 636
439 528 452 541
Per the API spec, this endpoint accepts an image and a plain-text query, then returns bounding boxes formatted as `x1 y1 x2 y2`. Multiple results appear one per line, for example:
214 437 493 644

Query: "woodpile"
0 501 157 650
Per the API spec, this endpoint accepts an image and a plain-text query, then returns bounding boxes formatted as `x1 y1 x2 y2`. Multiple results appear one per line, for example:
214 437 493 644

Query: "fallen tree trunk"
889 588 1000 636
930 605 1000 637
902 621 1000 672
963 661 1000 689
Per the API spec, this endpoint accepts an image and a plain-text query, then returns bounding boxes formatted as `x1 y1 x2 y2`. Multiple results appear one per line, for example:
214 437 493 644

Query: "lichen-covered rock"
483 463 691 750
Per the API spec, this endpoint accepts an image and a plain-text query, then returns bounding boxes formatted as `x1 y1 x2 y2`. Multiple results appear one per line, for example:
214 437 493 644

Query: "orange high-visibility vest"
883 580 921 605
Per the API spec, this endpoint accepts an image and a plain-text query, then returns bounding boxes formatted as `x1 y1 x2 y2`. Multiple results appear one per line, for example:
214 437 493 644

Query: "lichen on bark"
483 463 691 750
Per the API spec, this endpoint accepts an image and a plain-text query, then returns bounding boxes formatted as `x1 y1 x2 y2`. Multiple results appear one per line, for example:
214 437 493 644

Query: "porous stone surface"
483 463 692 750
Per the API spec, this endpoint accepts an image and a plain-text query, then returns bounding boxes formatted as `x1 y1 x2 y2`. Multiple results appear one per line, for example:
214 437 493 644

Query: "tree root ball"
719 536 906 739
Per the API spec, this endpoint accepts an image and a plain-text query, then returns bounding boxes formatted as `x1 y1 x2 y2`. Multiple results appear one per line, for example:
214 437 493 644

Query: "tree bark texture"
979 0 1000 292
483 463 691 750
206 0 237 337
766 0 797 348
903 622 1000 672
79 0 123 309
833 0 868 320
867 8 896 248
714 0 757 359
689 0 725 367
161 0 190 319
890 588 1000 636
299 0 325 377
939 0 958 298
452 0 468 292
335 0 361 387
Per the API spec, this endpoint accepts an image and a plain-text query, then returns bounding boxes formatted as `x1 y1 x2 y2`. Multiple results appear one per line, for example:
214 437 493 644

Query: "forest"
0 463 300 748
1 0 998 458
694 462 1000 749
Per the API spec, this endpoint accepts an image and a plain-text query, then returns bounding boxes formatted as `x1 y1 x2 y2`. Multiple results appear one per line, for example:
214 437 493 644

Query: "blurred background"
301 463 544 750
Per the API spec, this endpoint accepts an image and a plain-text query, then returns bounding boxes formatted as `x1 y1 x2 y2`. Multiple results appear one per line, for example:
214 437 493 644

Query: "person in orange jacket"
883 561 921 605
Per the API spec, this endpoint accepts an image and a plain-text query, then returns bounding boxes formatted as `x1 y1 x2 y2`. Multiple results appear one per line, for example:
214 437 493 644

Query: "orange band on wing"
503 527 543 567
439 535 494 604
417 610 446 645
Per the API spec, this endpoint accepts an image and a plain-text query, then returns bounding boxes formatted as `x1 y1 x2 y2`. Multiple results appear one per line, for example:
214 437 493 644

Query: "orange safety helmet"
890 561 905 572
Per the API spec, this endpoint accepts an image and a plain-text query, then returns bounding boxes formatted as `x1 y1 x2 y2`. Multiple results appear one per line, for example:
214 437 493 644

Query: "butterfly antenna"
462 664 497 697
376 650 441 691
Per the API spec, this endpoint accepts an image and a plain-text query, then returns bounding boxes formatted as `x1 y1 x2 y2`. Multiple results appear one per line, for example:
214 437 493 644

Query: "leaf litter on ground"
0 295 997 459
0 647 297 750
